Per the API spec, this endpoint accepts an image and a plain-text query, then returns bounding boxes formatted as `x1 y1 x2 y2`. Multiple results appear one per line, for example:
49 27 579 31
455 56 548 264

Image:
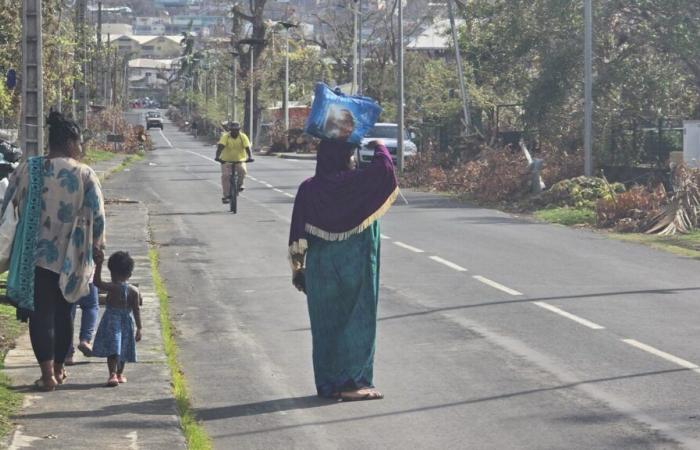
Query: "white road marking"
126 431 139 450
532 301 605 330
473 275 523 296
393 241 425 253
622 339 700 372
264 183 274 188
158 130 173 148
182 149 217 163
273 188 284 193
284 192 295 198
429 256 468 272
249 176 259 181
380 234 391 240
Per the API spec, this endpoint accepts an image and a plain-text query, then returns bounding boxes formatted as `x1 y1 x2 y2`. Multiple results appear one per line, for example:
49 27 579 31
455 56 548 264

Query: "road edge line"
149 244 213 450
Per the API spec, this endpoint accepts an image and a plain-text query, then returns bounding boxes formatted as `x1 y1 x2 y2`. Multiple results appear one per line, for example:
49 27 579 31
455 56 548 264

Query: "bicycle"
219 158 254 214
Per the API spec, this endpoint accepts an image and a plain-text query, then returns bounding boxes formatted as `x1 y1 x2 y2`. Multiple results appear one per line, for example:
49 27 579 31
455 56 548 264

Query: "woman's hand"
135 329 142 342
293 269 306 294
366 139 385 149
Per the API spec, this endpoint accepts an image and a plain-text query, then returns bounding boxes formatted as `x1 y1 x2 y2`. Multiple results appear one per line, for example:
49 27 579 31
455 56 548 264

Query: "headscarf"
288 140 398 257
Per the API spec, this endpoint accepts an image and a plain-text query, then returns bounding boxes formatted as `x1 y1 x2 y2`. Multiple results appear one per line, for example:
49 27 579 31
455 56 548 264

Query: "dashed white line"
273 188 285 193
622 339 700 372
380 234 391 240
429 256 467 272
159 129 173 148
393 241 425 253
473 275 523 296
284 193 295 198
182 149 217 163
249 176 259 182
532 301 605 330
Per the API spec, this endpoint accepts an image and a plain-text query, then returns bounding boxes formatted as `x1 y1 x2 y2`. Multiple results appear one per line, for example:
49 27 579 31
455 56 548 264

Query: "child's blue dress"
92 283 137 363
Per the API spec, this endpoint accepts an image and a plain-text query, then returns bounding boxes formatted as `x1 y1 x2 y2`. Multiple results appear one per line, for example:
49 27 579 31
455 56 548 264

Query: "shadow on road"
195 395 336 421
211 368 690 438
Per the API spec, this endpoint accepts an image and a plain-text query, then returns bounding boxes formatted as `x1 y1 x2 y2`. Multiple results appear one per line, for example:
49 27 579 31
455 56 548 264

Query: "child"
92 250 142 387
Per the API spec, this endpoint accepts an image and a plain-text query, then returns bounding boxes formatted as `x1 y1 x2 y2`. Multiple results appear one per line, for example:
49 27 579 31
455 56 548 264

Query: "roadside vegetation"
0 275 23 439
149 249 212 450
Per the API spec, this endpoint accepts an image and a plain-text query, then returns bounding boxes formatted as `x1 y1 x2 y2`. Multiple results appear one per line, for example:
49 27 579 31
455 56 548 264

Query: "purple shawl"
288 140 398 255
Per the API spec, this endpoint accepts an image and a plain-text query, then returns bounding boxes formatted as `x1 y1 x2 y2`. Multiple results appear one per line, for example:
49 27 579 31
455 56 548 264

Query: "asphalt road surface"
111 112 700 449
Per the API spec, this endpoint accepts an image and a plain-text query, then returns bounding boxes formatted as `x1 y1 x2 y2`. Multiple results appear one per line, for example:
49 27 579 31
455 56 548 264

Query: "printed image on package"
305 83 383 144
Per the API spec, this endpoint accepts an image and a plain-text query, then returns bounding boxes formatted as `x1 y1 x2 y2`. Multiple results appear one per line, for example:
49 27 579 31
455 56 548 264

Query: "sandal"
117 374 127 384
54 370 67 385
106 374 119 387
340 388 384 402
77 341 93 357
34 377 57 392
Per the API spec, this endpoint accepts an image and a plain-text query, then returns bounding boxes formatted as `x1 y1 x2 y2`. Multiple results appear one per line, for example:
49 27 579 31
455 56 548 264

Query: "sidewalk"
266 152 316 161
2 157 185 449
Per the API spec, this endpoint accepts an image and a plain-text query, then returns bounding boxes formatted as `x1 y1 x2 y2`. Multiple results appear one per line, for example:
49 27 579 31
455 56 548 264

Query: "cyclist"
215 121 253 204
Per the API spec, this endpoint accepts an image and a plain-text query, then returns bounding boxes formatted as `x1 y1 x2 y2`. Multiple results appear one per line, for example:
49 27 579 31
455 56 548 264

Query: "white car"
146 111 163 130
357 123 417 168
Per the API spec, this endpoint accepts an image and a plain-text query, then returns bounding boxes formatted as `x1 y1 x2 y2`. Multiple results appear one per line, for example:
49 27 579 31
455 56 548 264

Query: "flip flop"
34 378 56 392
77 342 93 357
340 389 384 402
54 371 67 385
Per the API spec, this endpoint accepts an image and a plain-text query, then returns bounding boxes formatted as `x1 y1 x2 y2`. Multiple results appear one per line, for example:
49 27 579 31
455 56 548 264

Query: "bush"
538 176 625 209
595 185 665 231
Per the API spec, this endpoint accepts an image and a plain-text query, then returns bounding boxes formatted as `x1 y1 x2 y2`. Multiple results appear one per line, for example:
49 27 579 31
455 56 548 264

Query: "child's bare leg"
107 356 118 374
116 361 127 383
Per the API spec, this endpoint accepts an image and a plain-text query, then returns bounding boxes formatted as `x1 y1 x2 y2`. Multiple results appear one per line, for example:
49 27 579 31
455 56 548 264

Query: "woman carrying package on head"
288 138 398 401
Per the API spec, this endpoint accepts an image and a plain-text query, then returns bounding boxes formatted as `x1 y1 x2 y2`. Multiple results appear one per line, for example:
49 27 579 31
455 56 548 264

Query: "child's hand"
135 329 142 342
93 247 105 265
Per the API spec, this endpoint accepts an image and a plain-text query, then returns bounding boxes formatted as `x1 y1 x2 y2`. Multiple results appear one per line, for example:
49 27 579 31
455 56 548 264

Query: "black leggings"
29 268 74 364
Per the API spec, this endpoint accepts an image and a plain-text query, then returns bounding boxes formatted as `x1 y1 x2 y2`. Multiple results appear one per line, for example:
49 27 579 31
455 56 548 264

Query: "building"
107 35 183 59
128 58 178 103
407 19 460 57
134 17 168 35
101 23 133 36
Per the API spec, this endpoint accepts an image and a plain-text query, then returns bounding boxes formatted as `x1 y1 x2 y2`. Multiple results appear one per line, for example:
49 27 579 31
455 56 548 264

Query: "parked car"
146 111 163 130
356 123 417 168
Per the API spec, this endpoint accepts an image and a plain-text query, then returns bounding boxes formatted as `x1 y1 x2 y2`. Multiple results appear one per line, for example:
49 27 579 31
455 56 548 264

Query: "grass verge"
610 230 700 259
109 153 145 177
84 148 117 165
0 274 22 439
534 207 596 226
149 248 212 450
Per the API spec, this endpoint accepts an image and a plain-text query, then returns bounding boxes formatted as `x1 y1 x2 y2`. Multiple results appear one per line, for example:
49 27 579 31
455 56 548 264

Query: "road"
112 112 700 449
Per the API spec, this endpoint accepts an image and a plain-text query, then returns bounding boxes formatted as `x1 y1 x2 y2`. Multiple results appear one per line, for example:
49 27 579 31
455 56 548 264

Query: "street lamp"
239 38 265 149
277 21 298 131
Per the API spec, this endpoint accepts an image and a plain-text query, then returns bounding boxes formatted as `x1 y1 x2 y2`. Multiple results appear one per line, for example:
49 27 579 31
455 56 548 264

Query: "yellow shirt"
218 132 250 162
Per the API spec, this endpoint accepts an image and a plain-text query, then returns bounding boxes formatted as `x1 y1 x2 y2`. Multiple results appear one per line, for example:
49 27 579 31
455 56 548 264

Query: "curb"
271 153 317 161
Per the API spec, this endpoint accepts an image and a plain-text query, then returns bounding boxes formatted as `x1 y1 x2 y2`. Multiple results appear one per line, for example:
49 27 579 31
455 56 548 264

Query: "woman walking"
289 139 397 401
2 111 105 391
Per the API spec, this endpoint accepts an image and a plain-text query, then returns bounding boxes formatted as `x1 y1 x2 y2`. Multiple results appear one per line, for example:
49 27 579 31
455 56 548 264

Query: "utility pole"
230 51 239 122
352 2 358 95
279 22 297 131
583 0 593 176
397 0 405 173
357 0 363 95
21 0 44 156
76 0 88 129
97 2 103 105
447 0 472 133
249 48 254 147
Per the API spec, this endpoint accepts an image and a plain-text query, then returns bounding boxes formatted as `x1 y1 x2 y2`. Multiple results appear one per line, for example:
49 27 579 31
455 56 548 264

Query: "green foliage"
534 207 597 226
541 176 625 209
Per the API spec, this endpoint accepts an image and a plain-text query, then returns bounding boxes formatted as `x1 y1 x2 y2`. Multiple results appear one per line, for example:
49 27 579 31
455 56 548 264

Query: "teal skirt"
305 221 381 397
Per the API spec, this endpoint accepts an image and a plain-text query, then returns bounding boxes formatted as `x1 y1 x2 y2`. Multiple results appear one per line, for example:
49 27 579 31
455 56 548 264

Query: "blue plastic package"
304 83 383 144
